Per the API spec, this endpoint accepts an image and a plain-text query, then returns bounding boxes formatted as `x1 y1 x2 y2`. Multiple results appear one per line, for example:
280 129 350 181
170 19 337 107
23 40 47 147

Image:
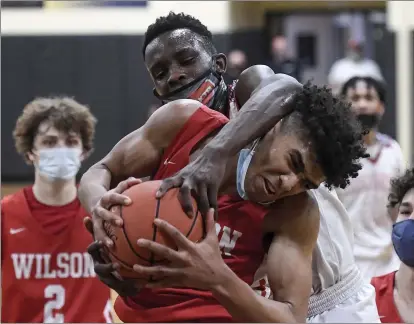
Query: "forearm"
212 267 300 323
78 165 112 214
205 81 301 157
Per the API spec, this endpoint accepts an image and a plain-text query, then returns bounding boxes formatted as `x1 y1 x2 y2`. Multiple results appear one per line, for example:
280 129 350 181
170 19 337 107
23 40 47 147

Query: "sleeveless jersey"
227 81 362 302
1 190 113 323
336 134 405 280
371 271 402 323
114 105 270 323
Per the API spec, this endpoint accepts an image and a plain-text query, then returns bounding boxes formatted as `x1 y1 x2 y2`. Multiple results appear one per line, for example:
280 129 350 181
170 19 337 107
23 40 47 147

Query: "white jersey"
335 133 405 280
309 186 357 293
306 186 380 322
229 93 379 320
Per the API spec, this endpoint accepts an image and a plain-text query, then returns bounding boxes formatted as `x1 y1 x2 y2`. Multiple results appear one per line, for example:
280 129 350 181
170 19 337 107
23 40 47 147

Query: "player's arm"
78 99 201 216
205 66 302 157
212 193 319 322
156 67 303 214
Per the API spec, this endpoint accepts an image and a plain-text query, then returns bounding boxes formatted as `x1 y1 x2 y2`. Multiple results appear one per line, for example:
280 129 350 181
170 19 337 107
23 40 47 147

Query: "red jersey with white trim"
1 188 113 323
114 105 270 323
371 271 402 323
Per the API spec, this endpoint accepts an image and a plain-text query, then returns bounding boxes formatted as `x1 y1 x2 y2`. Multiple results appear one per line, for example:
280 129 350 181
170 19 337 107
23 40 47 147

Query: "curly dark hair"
13 96 97 162
388 168 414 208
284 82 368 189
341 76 386 103
142 12 216 58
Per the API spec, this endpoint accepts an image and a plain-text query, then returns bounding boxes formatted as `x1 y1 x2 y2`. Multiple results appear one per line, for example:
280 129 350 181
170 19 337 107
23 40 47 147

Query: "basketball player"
371 168 414 322
1 97 113 323
81 12 380 322
335 76 405 280
79 85 368 322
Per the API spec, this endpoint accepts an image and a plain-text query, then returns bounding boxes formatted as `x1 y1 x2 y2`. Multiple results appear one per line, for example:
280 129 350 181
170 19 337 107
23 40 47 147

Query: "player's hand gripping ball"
103 180 205 284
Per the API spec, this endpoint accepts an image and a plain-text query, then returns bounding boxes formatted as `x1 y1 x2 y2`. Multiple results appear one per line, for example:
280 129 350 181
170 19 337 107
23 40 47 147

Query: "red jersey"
1 187 113 323
371 271 402 323
114 105 270 322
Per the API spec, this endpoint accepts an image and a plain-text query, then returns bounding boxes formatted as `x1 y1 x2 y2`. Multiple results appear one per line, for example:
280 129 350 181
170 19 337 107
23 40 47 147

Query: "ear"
214 53 227 74
80 148 93 162
378 101 385 116
26 151 35 165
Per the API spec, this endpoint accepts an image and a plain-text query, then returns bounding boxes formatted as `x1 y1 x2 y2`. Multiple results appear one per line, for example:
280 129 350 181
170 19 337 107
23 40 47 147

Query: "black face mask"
357 113 381 131
153 56 224 107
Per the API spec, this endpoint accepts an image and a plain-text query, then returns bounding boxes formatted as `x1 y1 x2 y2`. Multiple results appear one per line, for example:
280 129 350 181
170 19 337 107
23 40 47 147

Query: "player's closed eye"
182 57 195 65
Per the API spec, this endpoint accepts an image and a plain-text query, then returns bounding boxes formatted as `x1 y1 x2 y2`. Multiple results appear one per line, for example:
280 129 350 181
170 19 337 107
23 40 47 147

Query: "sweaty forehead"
145 28 206 62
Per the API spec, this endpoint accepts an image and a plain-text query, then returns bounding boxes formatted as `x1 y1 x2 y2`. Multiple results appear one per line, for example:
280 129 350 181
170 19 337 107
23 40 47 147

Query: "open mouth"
263 177 277 195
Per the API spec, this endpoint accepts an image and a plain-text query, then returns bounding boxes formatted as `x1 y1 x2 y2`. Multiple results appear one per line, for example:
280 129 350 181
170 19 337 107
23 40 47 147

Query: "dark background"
1 28 409 182
1 31 265 182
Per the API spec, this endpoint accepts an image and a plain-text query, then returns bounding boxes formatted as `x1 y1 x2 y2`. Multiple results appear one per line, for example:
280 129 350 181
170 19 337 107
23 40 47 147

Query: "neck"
33 172 77 206
395 263 414 300
218 154 239 196
364 130 377 146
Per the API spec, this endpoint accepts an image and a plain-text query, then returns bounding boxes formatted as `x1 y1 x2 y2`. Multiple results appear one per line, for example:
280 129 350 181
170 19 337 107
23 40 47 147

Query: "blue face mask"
392 219 414 267
236 139 260 200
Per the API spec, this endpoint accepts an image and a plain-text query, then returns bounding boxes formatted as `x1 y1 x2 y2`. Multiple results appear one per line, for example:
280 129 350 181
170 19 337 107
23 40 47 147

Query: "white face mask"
37 147 82 181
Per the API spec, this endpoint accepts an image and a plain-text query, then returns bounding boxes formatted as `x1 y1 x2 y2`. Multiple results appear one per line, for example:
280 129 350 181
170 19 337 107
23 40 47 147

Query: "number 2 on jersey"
44 285 65 323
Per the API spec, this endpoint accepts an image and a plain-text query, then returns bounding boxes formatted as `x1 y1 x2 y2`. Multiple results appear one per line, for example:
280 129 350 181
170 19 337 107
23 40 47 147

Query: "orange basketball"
103 180 204 282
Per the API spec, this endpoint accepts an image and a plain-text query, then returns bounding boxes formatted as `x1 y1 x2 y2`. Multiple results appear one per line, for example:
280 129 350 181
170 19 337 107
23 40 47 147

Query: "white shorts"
307 283 380 323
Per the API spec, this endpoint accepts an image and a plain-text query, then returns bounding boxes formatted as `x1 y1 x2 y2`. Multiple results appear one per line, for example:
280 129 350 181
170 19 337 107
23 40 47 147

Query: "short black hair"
388 168 414 208
341 76 386 103
142 12 217 58
286 82 368 189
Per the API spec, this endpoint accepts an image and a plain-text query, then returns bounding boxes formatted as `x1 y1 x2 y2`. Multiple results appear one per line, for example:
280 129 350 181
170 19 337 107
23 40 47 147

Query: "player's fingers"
196 183 209 217
92 219 114 248
136 239 186 264
114 177 142 194
205 208 217 242
156 176 182 199
95 262 118 277
178 182 195 218
110 205 121 216
153 218 194 251
83 216 94 236
101 192 131 209
207 185 219 220
95 206 123 227
132 264 180 278
87 241 106 263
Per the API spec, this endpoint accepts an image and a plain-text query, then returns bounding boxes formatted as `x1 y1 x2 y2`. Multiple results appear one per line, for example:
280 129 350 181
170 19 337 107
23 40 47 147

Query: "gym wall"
1 1 265 183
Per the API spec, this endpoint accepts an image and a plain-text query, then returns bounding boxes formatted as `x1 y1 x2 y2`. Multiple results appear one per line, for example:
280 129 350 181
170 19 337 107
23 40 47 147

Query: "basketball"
103 180 204 281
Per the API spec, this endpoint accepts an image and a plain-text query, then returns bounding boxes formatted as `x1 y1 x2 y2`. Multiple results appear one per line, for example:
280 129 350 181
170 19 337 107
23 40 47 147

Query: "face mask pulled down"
37 147 81 181
392 219 414 268
236 139 274 206
236 140 259 200
153 57 227 110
